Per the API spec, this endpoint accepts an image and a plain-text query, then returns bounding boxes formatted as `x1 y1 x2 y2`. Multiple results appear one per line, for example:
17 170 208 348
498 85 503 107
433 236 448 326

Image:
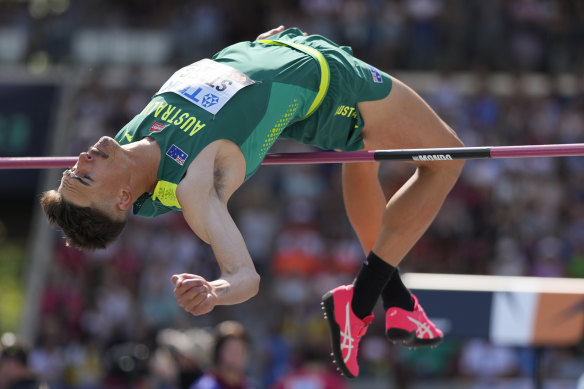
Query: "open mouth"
64 168 91 186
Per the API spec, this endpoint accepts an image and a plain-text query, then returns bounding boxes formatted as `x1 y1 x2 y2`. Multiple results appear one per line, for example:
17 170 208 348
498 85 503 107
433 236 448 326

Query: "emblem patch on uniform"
201 93 219 108
368 65 383 83
166 144 188 166
149 121 166 133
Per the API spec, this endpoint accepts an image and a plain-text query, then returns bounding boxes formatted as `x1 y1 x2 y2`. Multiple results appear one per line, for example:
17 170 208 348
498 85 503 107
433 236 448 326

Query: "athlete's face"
58 136 131 216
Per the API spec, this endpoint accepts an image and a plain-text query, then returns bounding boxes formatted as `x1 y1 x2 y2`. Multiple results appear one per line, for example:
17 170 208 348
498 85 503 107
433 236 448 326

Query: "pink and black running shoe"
321 285 374 378
385 293 443 347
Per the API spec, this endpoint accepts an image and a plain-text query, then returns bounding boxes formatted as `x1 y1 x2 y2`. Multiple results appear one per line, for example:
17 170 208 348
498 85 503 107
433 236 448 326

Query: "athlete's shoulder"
114 115 142 145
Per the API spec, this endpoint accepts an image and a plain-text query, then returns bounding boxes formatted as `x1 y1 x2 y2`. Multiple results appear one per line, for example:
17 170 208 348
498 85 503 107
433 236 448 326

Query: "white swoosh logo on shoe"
407 316 434 339
340 302 354 362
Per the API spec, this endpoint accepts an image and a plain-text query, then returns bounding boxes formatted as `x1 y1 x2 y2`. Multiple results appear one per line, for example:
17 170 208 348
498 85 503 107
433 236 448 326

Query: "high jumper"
39 25 464 378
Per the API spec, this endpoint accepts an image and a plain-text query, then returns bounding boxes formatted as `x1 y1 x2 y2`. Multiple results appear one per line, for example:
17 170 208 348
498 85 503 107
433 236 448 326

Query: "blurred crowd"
22 68 584 388
0 0 583 73
1 0 584 388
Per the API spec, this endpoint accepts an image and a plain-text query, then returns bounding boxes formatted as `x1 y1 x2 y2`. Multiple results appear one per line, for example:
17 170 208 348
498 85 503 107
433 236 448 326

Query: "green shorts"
211 27 393 178
268 28 394 152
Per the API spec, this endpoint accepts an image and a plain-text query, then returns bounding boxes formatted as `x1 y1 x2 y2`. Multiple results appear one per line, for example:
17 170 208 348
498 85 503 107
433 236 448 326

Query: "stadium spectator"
0 333 49 389
189 321 254 389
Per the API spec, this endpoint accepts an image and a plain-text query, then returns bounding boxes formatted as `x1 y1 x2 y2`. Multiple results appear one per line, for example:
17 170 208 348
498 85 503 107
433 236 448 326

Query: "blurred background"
0 0 583 388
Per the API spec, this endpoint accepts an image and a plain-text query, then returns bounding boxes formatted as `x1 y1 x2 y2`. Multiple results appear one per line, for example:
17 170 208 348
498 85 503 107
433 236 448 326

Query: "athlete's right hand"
256 25 286 40
172 273 218 316
256 25 309 41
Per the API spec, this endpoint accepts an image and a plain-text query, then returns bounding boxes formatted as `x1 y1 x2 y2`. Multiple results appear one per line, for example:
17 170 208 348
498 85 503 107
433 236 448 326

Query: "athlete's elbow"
238 267 260 299
249 271 261 297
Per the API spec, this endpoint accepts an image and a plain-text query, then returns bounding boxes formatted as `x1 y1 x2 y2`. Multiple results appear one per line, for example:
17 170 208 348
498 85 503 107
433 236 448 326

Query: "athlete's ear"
117 187 133 211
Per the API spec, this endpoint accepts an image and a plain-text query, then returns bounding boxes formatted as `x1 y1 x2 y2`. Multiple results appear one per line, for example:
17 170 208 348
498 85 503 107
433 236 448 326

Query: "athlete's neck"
123 136 161 195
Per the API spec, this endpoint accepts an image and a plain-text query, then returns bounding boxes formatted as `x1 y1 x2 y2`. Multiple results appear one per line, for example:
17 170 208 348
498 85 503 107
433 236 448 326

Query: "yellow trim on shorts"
259 39 330 119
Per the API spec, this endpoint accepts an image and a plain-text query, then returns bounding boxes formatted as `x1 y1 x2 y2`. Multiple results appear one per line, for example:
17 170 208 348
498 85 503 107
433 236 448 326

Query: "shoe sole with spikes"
321 292 352 378
386 328 443 348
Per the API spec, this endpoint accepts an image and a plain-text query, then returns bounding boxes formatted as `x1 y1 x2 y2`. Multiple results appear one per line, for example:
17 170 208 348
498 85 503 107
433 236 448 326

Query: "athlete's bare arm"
172 140 259 316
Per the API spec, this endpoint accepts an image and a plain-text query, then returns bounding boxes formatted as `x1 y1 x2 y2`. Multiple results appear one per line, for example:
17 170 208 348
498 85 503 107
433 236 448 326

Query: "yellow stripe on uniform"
259 39 330 119
119 126 133 142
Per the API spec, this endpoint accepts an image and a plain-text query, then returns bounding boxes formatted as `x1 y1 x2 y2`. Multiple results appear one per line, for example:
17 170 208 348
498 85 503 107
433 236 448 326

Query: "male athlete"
41 26 464 378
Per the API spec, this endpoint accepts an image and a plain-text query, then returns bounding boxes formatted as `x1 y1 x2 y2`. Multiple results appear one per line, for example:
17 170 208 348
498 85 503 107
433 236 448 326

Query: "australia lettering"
335 105 357 118
141 101 207 136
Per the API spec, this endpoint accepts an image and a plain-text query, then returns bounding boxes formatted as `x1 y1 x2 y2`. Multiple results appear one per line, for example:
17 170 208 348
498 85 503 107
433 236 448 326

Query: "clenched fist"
172 273 218 316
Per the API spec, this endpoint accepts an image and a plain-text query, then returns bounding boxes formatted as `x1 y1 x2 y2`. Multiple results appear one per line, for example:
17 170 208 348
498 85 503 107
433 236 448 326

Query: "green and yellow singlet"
114 27 392 218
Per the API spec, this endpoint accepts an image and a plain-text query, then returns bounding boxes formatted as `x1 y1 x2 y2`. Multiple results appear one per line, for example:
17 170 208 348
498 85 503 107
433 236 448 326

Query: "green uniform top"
114 28 392 218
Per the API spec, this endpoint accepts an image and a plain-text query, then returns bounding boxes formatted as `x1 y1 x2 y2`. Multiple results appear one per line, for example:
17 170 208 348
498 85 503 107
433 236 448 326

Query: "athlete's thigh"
358 77 463 151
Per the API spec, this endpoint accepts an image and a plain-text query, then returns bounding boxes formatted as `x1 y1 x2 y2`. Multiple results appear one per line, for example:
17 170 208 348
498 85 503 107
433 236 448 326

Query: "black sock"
381 269 414 311
351 251 396 319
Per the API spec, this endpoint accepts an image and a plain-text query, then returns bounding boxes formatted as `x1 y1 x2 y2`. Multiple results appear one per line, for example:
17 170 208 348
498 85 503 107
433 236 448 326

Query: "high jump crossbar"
1 143 584 169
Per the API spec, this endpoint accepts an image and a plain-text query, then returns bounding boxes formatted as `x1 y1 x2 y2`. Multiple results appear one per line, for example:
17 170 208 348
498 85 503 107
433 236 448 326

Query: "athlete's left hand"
172 273 218 316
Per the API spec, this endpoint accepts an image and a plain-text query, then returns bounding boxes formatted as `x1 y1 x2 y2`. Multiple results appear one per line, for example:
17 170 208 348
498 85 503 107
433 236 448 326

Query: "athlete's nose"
79 151 93 161
76 152 93 171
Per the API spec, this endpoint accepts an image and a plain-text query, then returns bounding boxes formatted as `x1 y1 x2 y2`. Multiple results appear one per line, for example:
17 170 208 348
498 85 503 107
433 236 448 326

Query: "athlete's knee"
449 158 465 179
417 147 465 182
437 127 465 178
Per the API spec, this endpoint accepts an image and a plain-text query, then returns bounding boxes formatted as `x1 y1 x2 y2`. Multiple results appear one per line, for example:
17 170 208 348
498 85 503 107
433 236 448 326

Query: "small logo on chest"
368 65 383 83
166 144 188 166
149 121 167 133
